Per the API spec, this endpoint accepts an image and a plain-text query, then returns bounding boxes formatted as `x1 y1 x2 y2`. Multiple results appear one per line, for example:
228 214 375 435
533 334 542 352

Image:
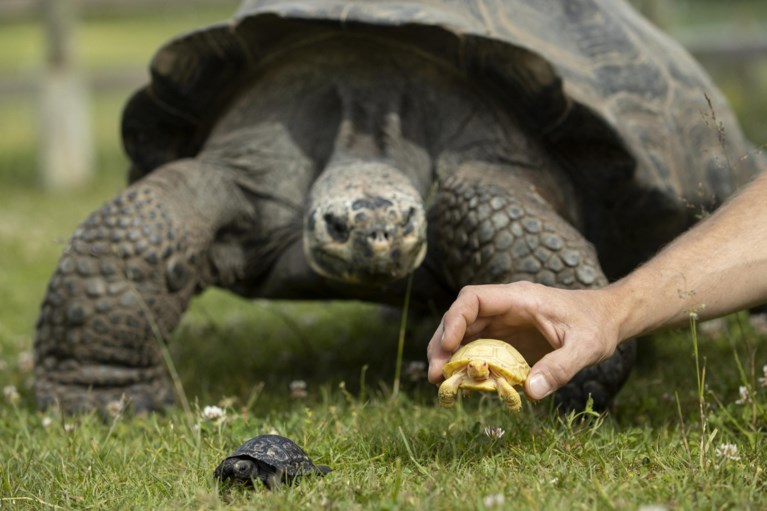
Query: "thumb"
524 343 593 400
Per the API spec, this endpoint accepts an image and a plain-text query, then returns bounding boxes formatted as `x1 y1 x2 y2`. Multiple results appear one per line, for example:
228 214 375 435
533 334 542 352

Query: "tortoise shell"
214 434 332 489
443 339 531 384
121 0 762 276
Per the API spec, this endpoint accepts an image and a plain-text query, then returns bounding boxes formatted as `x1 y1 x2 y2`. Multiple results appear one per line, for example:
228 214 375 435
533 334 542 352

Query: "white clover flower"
290 380 308 399
715 443 740 461
3 384 20 404
106 399 126 419
484 426 505 440
405 361 427 382
201 405 226 421
63 423 75 433
638 505 670 511
758 365 767 388
17 351 34 373
482 493 505 508
735 385 752 405
749 314 767 335
41 417 53 428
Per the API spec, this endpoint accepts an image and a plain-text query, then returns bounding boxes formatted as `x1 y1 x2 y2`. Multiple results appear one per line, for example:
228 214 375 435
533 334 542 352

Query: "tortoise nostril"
403 207 416 225
402 207 418 235
368 230 391 244
323 213 350 243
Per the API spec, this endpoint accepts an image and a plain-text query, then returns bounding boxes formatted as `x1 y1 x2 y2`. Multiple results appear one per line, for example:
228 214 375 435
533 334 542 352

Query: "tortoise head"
303 159 427 285
467 359 490 381
214 457 261 486
299 63 433 286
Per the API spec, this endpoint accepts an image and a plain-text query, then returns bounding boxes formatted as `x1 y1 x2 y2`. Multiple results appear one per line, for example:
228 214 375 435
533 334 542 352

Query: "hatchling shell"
443 338 531 384
214 434 332 489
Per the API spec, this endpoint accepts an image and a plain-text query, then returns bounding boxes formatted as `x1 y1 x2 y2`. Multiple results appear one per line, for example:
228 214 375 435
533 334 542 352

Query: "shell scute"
443 338 530 384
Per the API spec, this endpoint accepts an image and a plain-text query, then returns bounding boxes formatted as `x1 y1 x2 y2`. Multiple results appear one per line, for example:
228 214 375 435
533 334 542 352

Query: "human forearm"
610 172 767 340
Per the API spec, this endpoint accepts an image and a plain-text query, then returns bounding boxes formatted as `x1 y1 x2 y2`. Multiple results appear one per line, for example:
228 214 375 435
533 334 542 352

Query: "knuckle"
548 359 574 387
457 285 479 301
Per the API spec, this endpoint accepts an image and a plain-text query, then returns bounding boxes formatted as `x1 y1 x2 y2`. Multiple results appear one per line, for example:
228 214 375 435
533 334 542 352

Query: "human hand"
426 281 622 400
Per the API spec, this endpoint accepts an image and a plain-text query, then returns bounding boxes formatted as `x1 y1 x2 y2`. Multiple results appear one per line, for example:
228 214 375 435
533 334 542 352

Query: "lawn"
1 2 767 509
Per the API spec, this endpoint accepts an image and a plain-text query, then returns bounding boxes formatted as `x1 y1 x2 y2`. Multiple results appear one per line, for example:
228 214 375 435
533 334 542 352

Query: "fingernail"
527 373 553 399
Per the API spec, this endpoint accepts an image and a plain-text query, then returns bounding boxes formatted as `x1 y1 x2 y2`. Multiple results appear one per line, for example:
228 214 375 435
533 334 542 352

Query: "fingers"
427 325 451 384
426 288 478 384
427 282 620 401
524 337 610 400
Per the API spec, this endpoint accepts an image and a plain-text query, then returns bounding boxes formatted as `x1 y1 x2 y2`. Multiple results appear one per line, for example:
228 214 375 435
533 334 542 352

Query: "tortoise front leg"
494 377 522 412
434 165 636 412
34 160 250 413
438 372 465 408
436 168 609 290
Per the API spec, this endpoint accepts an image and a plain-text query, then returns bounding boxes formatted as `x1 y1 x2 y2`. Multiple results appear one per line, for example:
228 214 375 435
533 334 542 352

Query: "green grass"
1 165 766 508
1 320 766 509
2 4 767 510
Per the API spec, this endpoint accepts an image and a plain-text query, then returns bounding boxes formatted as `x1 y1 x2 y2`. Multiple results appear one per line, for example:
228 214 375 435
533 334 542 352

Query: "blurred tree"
39 0 93 190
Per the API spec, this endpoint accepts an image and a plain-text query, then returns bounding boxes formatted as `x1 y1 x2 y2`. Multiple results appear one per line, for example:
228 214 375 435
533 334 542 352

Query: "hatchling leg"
34 160 249 413
438 373 465 408
435 171 636 412
495 377 522 412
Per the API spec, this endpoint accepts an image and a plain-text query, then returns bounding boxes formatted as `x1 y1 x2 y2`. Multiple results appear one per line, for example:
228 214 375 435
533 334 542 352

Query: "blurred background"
0 0 766 399
1 0 765 190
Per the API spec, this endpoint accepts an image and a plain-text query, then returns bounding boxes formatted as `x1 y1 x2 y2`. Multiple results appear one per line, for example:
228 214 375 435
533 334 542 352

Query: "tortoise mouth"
303 224 427 284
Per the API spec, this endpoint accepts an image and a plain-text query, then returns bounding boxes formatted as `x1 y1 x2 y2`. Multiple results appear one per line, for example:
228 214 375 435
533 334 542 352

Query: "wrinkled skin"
34 36 638 414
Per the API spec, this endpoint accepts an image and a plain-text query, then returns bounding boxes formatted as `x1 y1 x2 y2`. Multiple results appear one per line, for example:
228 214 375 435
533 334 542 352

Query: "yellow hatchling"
439 339 531 411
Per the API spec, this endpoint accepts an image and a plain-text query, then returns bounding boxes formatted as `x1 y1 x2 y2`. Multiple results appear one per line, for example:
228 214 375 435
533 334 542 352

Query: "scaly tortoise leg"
494 376 522 412
435 166 636 412
34 160 250 414
438 372 465 408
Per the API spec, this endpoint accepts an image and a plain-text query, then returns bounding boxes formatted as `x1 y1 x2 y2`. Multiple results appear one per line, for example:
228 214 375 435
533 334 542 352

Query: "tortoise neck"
325 80 431 198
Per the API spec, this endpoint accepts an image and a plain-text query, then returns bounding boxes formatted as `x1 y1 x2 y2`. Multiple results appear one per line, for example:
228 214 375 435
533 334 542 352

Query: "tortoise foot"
35 366 175 416
553 339 637 413
438 389 457 408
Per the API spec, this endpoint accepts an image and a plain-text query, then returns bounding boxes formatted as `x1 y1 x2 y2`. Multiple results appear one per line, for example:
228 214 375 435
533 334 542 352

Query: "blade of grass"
391 272 414 399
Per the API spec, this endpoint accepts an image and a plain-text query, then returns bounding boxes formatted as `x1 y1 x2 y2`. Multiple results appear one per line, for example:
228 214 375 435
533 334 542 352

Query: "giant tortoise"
34 0 762 413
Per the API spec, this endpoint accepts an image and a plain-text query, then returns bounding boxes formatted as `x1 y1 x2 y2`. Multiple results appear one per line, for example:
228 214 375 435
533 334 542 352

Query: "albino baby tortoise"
439 339 531 411
214 434 332 490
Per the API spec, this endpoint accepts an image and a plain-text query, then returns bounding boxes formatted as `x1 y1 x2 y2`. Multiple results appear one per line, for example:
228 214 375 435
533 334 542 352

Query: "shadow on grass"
170 289 440 410
169 287 767 432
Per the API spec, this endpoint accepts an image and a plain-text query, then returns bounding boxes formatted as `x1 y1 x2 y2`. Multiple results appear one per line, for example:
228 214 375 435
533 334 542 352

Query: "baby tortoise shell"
214 434 332 489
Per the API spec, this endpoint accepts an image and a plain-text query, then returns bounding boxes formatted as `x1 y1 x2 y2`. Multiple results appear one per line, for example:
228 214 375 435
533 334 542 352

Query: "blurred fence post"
633 0 667 30
39 0 93 190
